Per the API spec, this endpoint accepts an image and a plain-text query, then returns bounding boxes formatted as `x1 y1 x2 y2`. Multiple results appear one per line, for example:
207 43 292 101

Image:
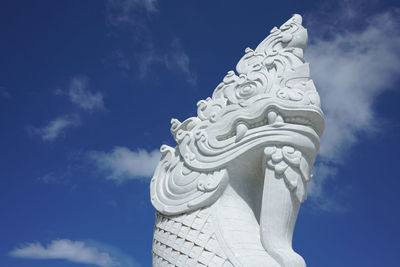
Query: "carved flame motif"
263 146 311 202
151 14 325 267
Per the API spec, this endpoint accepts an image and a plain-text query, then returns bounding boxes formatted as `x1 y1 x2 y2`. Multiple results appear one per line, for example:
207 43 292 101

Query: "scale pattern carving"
152 208 232 267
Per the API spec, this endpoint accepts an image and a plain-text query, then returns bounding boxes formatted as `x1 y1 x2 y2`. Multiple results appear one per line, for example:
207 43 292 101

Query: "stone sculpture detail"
150 14 324 267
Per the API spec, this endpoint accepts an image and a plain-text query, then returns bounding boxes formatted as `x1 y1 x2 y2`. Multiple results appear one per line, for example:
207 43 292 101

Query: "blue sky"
1 0 400 266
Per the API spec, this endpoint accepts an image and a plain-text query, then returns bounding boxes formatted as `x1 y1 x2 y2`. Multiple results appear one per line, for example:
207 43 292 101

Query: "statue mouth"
216 108 316 143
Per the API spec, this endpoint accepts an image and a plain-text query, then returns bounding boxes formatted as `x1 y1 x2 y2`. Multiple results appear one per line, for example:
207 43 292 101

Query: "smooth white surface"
151 14 324 267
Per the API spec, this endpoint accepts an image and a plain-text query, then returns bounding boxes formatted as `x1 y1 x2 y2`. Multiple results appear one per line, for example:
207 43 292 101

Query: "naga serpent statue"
150 14 324 267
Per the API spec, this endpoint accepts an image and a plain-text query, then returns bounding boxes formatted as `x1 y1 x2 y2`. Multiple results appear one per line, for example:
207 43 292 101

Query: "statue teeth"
267 111 277 124
235 123 248 142
275 114 284 124
267 111 284 124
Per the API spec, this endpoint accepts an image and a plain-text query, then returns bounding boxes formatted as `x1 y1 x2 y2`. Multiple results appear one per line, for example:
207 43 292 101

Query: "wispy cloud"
68 77 105 111
88 147 160 183
136 39 197 85
36 172 71 185
110 49 132 71
31 114 80 142
106 0 197 86
164 38 197 86
31 76 104 142
135 44 162 78
305 7 400 210
9 239 120 267
107 0 158 26
0 86 11 98
56 76 105 112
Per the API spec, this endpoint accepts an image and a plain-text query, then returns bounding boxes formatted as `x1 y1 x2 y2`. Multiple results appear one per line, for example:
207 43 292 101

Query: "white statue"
150 14 324 267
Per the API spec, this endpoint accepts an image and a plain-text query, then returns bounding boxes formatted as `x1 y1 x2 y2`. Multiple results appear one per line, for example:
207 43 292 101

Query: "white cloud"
88 147 160 183
307 163 350 213
9 239 119 267
305 8 400 211
307 163 335 198
67 77 104 111
307 10 400 162
32 114 80 141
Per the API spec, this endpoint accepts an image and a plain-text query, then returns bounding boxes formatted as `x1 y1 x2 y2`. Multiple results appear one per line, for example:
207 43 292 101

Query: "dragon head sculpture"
151 14 324 267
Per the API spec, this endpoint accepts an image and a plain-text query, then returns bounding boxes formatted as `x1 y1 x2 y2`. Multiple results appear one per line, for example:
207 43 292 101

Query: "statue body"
150 14 324 267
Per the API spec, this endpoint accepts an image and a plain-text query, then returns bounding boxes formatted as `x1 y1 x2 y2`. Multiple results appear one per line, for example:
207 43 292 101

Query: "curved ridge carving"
151 145 229 215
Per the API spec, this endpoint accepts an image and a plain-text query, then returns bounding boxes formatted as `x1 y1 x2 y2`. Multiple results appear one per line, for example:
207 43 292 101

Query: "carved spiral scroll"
150 145 228 215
